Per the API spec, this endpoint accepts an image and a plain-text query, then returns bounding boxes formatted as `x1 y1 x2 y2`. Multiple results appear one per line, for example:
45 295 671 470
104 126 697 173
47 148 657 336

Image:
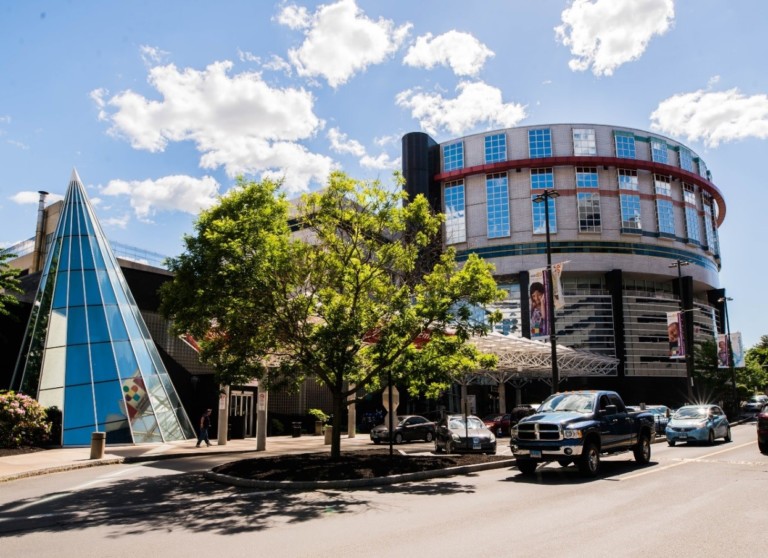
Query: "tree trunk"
331 391 343 459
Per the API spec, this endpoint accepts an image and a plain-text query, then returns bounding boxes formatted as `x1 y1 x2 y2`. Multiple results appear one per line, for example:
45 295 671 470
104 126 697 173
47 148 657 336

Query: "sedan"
435 414 496 454
370 415 435 444
483 413 512 436
644 405 672 436
666 405 731 446
742 394 768 417
757 408 768 454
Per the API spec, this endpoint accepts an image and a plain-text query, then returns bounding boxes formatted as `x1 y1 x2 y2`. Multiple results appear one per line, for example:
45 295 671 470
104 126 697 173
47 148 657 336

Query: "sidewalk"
0 432 375 483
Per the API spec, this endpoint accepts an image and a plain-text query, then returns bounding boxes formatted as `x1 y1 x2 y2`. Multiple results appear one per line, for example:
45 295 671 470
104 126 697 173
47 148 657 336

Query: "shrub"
270 418 285 435
0 391 52 449
308 408 330 423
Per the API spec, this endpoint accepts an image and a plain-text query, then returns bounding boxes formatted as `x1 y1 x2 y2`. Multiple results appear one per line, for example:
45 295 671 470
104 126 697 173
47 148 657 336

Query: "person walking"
196 408 212 447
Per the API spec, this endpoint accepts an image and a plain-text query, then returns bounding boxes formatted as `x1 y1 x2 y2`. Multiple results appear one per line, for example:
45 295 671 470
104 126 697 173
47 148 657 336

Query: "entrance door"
230 390 255 438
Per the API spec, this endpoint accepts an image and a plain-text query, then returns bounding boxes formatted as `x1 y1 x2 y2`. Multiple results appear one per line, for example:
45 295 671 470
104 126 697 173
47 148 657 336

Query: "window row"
442 128 709 181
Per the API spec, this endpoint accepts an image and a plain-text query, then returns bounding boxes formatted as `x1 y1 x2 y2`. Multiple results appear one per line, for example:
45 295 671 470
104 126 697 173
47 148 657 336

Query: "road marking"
620 440 756 481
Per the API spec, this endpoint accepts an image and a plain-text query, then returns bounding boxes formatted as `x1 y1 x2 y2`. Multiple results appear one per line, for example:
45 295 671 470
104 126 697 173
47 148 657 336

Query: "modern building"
402 123 730 407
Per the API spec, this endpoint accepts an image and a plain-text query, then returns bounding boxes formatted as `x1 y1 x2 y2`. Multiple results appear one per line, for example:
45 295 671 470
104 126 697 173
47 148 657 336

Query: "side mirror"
604 404 618 416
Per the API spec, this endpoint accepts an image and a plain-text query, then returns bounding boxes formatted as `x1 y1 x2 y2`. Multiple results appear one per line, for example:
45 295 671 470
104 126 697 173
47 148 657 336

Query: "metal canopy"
470 331 619 379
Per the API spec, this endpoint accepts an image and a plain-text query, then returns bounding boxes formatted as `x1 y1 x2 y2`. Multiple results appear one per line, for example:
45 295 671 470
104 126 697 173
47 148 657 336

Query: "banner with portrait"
716 331 745 368
528 265 564 339
717 333 730 368
667 311 685 359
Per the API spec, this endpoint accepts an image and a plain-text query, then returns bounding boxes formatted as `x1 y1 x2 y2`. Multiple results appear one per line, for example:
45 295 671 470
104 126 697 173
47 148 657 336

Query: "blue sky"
1 0 767 348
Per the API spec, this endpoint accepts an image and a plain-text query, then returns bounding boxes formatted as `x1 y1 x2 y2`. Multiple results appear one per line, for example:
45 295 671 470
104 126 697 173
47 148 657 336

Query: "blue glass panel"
59 237 72 271
62 425 95 446
90 237 106 270
79 235 95 270
109 268 129 306
528 129 552 158
486 174 510 238
63 383 96 430
96 269 117 304
87 305 110 343
68 270 85 307
104 304 129 341
65 344 92 386
66 306 89 345
134 341 155 374
615 134 636 158
131 413 163 443
76 204 89 236
61 206 74 237
93 380 128 429
69 233 82 269
83 270 101 306
114 340 139 379
484 134 506 163
52 270 69 309
124 308 143 341
90 342 119 383
443 143 464 171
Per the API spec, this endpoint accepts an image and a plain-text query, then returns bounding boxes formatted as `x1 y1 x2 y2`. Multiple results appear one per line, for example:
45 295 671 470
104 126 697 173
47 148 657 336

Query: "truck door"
608 393 633 446
598 394 631 449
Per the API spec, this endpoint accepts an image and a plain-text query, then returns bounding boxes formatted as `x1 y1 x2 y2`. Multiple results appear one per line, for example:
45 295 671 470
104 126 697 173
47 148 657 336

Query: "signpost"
382 384 399 456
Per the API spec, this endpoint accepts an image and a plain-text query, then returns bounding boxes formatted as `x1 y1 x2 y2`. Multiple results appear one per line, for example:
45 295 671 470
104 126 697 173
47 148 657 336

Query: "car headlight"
563 428 583 439
451 433 461 442
510 426 518 438
490 433 496 443
695 421 707 429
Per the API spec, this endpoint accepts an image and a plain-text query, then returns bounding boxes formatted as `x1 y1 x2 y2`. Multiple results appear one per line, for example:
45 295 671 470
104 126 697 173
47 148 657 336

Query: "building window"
485 133 507 164
486 173 510 238
530 168 554 189
651 139 668 164
656 199 675 235
698 158 709 180
685 206 701 244
576 167 599 188
683 183 696 205
578 192 601 232
618 169 638 190
679 148 694 172
614 132 636 159
703 193 718 253
528 128 552 158
620 194 642 230
444 180 466 244
532 194 557 234
573 128 596 155
654 174 671 197
443 142 464 172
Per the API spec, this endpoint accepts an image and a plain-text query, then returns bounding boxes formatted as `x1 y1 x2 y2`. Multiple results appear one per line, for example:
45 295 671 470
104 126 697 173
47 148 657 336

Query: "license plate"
679 433 687 439
531 450 542 458
473 438 480 450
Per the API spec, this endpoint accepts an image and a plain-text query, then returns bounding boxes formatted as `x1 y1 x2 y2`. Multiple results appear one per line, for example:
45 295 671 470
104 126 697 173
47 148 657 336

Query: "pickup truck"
509 390 655 477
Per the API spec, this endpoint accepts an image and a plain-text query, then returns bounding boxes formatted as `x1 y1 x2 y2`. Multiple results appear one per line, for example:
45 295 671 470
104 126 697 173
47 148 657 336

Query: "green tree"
0 252 23 317
743 335 768 397
161 172 505 458
693 338 735 408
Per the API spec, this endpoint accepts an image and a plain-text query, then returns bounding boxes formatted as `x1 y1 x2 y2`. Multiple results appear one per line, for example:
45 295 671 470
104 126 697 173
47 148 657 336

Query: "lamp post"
669 259 693 401
533 189 560 393
718 296 737 415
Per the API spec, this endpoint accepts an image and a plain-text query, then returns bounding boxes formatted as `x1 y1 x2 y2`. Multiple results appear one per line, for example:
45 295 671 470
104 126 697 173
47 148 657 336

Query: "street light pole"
533 189 560 393
669 259 693 401
718 296 737 415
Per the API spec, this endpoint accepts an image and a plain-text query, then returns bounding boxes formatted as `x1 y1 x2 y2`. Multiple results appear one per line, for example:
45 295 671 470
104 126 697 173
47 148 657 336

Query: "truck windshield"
539 393 595 413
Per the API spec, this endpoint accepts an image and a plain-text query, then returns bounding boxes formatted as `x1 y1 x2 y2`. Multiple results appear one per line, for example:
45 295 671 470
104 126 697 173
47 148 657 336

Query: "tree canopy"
0 252 23 317
161 171 506 457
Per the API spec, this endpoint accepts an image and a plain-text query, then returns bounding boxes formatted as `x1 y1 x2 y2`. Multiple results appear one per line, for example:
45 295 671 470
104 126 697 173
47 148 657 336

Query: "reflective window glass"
93 380 128 430
485 133 507 163
530 168 554 189
69 233 82 268
68 270 85 307
52 270 69 309
59 237 72 271
679 148 694 172
532 195 557 234
486 173 510 238
618 169 638 190
443 142 464 172
615 133 636 158
577 192 601 232
654 174 671 196
444 180 466 244
90 342 119 383
683 183 696 205
114 340 140 379
45 308 67 348
685 207 701 243
87 305 110 343
620 194 642 229
84 270 102 306
65 344 92 386
66 305 88 345
79 235 95 270
573 128 596 155
528 129 552 158
40 346 66 389
90 237 106 270
104 304 129 341
38 387 64 411
651 139 668 163
124 307 143 341
97 269 117 304
63 425 95 446
576 167 598 188
656 199 675 234
63 383 97 430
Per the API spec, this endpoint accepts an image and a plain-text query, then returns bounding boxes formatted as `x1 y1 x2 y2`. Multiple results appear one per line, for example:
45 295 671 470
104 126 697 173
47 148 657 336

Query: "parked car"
666 404 731 446
644 405 672 436
757 407 768 454
435 414 496 454
483 413 512 436
370 415 435 444
742 394 768 417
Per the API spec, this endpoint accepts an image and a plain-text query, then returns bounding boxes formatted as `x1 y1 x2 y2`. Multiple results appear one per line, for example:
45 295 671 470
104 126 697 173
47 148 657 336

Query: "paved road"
0 424 764 558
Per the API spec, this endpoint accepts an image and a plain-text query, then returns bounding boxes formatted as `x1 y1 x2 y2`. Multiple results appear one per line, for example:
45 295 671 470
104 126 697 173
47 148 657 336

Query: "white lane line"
620 440 756 481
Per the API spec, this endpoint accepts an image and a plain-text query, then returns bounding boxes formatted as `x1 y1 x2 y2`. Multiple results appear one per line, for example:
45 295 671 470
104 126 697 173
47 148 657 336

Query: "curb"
204 458 518 490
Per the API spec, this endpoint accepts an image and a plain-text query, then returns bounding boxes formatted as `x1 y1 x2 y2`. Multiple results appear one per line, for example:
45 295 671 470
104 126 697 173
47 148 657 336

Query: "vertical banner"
717 333 730 368
667 311 685 359
731 331 745 368
529 267 548 338
551 262 565 310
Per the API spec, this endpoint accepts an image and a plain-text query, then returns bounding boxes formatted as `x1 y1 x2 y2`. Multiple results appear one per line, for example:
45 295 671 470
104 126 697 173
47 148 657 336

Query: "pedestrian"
196 408 212 447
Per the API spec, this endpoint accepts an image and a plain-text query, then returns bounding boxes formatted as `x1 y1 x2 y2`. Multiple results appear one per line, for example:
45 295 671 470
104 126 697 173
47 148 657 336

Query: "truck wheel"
394 433 404 444
633 434 651 464
517 459 537 475
578 441 600 477
425 431 434 443
372 439 381 445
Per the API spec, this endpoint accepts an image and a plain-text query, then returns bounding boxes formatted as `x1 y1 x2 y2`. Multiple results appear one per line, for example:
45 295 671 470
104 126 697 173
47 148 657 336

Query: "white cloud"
237 49 261 63
403 30 494 76
396 81 527 136
7 140 29 150
555 0 674 76
93 60 334 193
10 191 64 204
263 54 293 75
275 4 311 29
327 127 366 156
101 175 220 221
650 87 768 147
140 45 170 66
0 115 10 124
102 213 131 228
282 0 411 88
360 152 400 170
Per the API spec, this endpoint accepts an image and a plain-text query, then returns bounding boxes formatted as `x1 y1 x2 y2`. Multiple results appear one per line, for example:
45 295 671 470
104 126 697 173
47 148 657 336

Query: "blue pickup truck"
510 390 655 477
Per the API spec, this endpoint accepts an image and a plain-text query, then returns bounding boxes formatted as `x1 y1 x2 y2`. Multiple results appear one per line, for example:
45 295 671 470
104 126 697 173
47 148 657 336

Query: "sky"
1 0 767 348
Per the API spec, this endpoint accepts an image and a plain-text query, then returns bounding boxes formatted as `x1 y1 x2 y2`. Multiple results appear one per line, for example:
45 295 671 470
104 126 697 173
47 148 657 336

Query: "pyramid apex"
70 168 82 184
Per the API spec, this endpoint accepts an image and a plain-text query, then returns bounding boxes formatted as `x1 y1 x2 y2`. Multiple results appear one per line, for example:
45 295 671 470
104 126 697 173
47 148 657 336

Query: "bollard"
324 425 333 445
90 431 106 460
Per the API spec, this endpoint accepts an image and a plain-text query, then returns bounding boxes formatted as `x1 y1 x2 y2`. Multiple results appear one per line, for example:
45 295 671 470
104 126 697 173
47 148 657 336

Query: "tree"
743 336 768 396
161 172 506 458
693 338 733 405
0 252 23 317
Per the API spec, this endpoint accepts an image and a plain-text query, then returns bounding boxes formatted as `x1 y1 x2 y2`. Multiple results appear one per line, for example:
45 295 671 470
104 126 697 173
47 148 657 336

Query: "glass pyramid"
11 170 196 446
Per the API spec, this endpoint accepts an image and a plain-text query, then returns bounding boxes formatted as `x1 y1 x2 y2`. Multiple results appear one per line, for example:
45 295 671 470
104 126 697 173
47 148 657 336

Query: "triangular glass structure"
11 170 195 445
